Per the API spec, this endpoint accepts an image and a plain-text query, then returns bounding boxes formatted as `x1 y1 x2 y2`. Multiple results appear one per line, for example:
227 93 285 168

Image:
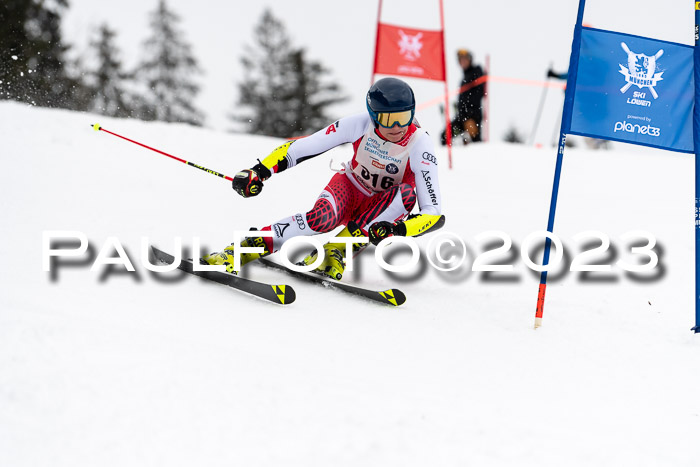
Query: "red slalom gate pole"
438 0 453 169
92 123 234 182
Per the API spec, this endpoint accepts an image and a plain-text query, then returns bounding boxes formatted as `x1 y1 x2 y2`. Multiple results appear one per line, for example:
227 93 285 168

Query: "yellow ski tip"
92 123 101 131
380 290 399 306
273 285 287 304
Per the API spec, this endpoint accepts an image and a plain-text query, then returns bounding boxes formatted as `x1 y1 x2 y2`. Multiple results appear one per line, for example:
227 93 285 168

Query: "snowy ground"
1 101 698 466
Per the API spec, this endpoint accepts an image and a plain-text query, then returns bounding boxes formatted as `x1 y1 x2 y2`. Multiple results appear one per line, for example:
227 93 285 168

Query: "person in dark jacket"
442 49 486 145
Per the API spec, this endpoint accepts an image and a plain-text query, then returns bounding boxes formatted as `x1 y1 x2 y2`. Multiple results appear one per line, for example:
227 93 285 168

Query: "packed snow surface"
1 102 698 466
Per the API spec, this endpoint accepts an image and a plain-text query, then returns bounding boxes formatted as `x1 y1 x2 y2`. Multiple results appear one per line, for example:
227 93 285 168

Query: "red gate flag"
373 23 445 81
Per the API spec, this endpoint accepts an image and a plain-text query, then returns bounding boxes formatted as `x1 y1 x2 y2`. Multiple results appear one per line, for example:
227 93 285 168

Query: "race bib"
351 129 424 193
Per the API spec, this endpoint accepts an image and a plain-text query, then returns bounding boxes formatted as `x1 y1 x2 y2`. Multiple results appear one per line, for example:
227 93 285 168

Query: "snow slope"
1 102 698 467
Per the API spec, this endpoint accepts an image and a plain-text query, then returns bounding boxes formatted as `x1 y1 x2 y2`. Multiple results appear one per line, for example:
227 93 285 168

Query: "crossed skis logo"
397 30 423 61
618 42 664 99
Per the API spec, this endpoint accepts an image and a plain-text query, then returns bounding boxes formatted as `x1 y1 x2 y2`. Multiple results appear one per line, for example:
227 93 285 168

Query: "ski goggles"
368 108 415 128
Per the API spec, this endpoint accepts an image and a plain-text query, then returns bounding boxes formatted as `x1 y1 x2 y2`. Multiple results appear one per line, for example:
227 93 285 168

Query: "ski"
151 246 296 305
257 257 406 307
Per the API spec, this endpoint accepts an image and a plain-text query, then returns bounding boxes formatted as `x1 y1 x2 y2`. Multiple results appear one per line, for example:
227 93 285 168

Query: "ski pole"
91 123 234 182
528 63 551 146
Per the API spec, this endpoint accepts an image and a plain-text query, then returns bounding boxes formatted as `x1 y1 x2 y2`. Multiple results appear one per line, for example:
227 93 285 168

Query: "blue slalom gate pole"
693 2 700 333
534 0 586 329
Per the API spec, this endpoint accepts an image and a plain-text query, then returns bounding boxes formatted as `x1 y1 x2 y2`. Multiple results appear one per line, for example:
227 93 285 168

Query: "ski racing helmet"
457 48 472 61
366 77 415 128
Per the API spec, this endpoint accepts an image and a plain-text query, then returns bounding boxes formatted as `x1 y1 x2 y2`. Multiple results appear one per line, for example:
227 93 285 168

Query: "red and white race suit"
261 113 442 252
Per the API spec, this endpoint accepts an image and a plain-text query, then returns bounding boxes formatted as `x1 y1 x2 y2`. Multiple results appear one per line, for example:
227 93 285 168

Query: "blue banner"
569 28 694 153
694 4 700 333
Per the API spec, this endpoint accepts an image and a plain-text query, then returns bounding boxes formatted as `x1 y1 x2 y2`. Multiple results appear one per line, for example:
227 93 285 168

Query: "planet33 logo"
613 121 660 137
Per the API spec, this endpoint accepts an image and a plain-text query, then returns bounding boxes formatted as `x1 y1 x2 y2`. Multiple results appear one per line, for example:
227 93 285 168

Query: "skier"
203 77 445 281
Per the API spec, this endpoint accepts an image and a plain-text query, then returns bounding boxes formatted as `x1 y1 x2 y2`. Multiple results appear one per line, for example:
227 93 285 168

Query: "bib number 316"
360 165 395 190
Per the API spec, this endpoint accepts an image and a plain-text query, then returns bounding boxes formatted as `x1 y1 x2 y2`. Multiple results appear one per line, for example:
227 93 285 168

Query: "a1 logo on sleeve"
325 120 340 135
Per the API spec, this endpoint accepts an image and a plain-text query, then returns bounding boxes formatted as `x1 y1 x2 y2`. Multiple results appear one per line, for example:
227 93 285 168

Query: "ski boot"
302 244 346 280
301 221 367 281
202 234 271 274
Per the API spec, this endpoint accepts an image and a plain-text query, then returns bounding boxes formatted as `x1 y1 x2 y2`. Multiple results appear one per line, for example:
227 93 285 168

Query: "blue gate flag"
535 3 698 331
694 3 700 334
569 28 694 153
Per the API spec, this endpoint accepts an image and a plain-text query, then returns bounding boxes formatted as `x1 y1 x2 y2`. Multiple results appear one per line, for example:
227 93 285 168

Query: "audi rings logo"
295 214 306 230
422 152 437 164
